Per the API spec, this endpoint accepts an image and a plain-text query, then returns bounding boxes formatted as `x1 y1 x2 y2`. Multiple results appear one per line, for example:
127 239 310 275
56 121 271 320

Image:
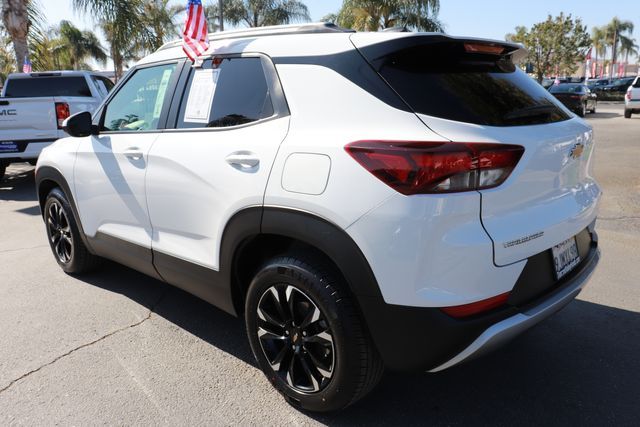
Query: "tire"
44 187 101 274
245 255 384 412
0 162 5 181
577 103 586 117
590 102 596 114
625 109 632 119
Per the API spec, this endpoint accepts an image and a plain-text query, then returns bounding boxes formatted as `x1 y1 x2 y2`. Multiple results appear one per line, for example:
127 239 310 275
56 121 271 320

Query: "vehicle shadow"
587 112 620 119
0 164 38 203
77 262 640 426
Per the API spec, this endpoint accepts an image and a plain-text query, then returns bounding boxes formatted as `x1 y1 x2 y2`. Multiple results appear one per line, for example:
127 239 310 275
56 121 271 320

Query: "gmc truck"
0 71 113 179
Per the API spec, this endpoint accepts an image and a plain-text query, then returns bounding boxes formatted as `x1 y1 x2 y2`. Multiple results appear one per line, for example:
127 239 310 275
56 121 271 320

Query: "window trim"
165 52 290 132
97 59 187 135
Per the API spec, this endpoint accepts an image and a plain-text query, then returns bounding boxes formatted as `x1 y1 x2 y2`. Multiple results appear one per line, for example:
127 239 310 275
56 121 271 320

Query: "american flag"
182 0 209 62
22 56 32 73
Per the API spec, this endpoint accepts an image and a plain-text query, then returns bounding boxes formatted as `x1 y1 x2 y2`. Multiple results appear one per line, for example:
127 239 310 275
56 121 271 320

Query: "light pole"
219 0 224 32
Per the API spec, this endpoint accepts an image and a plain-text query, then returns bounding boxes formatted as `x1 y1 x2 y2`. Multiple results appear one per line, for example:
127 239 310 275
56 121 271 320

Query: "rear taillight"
55 102 70 129
440 292 510 318
345 141 524 195
627 90 632 100
569 95 581 99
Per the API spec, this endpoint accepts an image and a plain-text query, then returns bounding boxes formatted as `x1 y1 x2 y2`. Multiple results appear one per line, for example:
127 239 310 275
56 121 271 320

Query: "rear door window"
176 57 274 129
357 38 570 126
4 76 92 97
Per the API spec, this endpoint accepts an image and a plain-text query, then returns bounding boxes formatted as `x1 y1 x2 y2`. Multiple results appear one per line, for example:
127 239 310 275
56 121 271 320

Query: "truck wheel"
245 255 384 412
44 187 101 274
625 109 632 119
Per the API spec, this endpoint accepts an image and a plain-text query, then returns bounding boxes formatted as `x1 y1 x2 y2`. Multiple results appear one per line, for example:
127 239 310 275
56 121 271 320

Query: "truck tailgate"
0 97 58 142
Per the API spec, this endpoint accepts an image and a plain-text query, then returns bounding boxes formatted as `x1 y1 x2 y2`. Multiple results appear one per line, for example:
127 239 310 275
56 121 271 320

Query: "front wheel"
44 187 101 274
245 255 384 412
577 103 586 117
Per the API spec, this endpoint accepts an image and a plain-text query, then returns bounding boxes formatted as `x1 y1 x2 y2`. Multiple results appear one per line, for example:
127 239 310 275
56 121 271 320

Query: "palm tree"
591 26 607 77
336 0 442 32
72 0 154 80
211 0 310 28
58 21 106 70
2 0 30 70
604 17 634 76
142 0 185 50
619 36 638 76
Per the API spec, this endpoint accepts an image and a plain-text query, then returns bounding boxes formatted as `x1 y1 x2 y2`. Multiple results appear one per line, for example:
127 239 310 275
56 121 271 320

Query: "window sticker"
183 68 220 123
153 68 174 119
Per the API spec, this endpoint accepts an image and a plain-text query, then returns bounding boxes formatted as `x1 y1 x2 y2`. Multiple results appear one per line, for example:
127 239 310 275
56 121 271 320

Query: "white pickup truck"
625 76 640 118
0 71 113 179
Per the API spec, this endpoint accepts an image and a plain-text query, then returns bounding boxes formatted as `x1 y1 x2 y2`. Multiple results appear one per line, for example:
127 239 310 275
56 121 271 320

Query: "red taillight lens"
627 91 632 100
345 141 524 195
569 95 581 99
440 292 510 319
55 102 70 129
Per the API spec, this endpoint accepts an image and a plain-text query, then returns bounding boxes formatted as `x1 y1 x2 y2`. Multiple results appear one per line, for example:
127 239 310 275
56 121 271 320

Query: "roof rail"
158 22 355 51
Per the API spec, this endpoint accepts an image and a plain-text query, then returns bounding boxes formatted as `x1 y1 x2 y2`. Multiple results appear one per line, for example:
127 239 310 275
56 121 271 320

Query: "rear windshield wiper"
504 105 558 120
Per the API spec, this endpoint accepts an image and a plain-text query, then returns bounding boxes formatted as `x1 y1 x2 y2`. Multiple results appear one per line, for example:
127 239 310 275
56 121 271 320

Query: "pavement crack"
0 244 48 254
0 287 168 395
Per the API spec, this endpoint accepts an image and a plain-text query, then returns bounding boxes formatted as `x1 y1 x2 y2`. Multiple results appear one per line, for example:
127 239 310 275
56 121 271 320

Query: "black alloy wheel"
44 187 101 274
256 283 335 393
245 255 384 412
46 200 73 264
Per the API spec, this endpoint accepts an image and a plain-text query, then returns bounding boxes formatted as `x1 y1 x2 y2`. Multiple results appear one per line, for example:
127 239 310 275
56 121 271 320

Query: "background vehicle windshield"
549 84 585 93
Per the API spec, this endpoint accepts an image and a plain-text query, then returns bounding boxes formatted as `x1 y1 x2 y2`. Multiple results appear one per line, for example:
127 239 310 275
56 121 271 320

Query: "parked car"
601 77 636 93
624 76 640 118
586 78 610 91
0 70 113 180
549 83 597 116
35 23 601 412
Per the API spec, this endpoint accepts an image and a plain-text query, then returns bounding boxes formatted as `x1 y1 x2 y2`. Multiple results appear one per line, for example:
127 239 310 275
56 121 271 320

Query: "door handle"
225 152 260 169
124 148 143 161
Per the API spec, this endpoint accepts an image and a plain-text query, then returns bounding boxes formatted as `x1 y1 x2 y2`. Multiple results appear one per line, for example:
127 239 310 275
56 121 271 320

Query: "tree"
619 36 638 73
142 0 185 51
506 13 591 82
208 0 310 28
2 0 30 69
604 17 634 76
591 26 607 77
58 21 106 70
334 0 443 32
72 0 155 80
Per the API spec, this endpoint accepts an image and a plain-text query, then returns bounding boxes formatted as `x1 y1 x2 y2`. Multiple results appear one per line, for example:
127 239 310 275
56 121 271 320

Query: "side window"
176 57 274 129
102 63 177 132
91 76 115 97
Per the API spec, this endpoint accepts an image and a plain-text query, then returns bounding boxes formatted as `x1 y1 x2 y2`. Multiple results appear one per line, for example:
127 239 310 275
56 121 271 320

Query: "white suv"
625 76 640 118
36 24 601 412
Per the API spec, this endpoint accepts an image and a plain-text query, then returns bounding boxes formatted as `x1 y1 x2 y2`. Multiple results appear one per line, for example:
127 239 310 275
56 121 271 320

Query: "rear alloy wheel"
256 284 335 393
246 255 384 412
44 187 101 274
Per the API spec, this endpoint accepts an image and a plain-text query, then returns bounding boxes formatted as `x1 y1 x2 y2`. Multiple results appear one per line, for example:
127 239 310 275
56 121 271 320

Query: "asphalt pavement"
0 103 638 425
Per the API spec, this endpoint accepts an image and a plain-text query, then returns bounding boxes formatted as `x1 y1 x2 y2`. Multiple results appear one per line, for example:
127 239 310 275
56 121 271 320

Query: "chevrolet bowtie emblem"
570 142 585 160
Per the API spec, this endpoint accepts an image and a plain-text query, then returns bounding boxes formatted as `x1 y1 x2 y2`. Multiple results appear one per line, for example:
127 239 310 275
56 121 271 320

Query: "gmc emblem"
0 109 17 116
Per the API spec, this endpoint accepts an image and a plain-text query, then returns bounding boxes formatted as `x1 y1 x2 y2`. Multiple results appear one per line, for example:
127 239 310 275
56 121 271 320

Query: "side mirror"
62 111 98 137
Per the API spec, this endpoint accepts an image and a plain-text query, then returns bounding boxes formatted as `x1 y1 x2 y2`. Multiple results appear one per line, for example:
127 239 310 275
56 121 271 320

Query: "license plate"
0 141 18 153
552 237 581 280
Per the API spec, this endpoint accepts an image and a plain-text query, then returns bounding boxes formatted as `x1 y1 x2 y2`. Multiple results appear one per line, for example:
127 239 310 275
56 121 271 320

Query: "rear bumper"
0 140 56 160
625 99 640 110
359 228 599 372
429 244 599 372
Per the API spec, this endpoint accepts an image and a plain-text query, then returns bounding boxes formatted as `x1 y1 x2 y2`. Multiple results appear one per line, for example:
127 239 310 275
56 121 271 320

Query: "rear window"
360 39 570 126
549 84 585 93
631 78 640 88
4 76 92 97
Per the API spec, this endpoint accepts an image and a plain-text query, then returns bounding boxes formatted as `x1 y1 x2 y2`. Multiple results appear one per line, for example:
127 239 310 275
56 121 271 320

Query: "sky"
41 0 640 69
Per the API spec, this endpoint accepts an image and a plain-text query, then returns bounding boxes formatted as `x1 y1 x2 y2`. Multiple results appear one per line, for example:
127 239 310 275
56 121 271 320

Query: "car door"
145 55 289 308
74 61 182 277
